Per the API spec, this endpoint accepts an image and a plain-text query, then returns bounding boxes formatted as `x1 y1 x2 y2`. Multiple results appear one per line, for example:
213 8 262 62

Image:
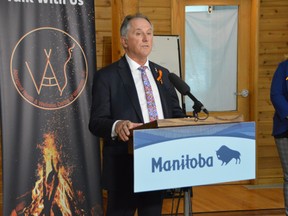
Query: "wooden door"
171 0 258 121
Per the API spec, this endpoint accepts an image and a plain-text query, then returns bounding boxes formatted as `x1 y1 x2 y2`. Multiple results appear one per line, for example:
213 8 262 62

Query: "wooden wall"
95 0 112 70
94 0 288 185
257 0 288 184
95 0 173 70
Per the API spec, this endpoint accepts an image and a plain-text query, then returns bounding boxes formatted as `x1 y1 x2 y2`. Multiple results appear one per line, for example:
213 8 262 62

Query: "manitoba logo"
10 27 88 110
216 145 241 165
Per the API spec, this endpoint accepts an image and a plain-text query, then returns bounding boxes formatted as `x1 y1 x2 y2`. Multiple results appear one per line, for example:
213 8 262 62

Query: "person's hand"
115 120 143 142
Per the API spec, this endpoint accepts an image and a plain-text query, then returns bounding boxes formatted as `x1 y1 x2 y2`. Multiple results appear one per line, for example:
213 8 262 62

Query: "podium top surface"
134 114 244 130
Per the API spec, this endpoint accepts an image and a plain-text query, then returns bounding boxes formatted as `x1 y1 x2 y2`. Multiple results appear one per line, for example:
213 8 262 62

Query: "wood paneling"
139 0 171 8
139 8 171 20
260 19 288 31
258 0 288 184
95 1 112 69
260 0 288 6
95 0 173 69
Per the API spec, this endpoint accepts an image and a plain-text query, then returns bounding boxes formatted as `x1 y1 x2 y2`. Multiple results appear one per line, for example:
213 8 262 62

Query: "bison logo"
216 145 241 165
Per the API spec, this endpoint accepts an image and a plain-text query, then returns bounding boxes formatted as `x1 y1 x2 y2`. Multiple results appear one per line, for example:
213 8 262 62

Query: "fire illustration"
11 133 86 216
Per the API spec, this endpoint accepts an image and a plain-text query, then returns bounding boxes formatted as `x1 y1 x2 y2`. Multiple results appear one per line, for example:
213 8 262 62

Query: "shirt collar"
125 54 150 72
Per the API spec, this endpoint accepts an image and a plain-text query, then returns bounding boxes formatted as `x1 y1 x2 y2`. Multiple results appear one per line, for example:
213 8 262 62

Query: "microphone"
168 73 209 115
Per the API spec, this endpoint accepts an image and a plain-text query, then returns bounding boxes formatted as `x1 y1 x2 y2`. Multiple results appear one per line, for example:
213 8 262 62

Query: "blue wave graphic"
133 122 255 150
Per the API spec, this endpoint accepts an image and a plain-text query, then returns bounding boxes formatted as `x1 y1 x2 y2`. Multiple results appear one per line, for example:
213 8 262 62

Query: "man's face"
122 18 153 62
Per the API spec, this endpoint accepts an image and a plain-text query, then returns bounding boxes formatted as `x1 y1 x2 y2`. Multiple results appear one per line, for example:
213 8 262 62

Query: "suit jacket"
89 56 185 190
271 60 288 136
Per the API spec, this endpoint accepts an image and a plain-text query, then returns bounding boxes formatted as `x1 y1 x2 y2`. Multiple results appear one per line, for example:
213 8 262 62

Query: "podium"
130 115 256 216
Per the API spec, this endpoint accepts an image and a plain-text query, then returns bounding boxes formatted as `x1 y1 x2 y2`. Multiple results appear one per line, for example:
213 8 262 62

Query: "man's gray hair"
120 13 153 37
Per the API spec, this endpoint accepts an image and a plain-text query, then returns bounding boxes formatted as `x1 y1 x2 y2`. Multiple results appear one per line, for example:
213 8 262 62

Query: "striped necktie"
138 66 158 122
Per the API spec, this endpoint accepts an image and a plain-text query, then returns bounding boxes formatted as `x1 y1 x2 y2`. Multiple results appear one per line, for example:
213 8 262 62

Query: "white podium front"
131 116 256 215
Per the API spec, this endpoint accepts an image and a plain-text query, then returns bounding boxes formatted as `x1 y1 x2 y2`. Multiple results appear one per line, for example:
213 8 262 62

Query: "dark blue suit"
271 60 288 136
271 60 288 215
89 56 185 215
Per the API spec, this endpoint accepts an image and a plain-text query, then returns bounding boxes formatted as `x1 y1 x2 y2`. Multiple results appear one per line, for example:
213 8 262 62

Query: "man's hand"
115 120 143 142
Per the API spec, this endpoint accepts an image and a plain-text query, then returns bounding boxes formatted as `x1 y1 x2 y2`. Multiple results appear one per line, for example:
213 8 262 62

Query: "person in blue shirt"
270 56 288 216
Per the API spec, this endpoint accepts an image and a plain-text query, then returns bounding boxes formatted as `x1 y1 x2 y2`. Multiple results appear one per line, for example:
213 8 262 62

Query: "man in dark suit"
89 13 185 216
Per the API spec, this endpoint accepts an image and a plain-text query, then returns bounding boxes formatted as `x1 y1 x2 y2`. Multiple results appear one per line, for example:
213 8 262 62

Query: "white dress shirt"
126 54 164 123
111 55 164 138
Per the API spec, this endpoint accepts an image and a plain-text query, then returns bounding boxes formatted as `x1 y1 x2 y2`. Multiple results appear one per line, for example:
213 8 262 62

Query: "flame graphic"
11 133 86 216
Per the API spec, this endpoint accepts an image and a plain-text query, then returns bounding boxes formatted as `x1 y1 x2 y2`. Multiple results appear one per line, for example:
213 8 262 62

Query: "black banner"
0 1 103 215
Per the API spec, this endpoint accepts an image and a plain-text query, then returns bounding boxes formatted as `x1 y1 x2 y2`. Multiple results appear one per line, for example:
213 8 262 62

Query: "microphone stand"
192 101 203 119
183 187 193 216
184 104 208 120
180 102 203 216
181 101 209 216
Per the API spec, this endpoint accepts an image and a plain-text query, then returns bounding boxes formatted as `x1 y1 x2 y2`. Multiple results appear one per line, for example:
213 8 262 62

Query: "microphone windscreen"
168 73 190 95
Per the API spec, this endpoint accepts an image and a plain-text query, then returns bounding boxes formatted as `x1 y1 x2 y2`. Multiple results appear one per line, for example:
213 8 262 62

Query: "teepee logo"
11 27 88 110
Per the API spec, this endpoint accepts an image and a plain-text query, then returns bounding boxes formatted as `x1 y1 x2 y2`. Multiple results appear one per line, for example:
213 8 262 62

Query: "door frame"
171 0 259 122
